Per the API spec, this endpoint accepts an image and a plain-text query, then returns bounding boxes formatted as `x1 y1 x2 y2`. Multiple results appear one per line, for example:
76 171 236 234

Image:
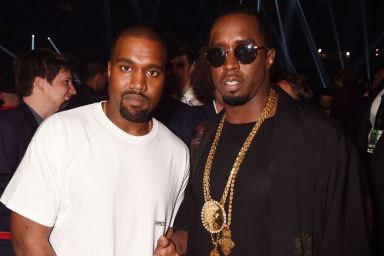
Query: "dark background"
0 0 383 89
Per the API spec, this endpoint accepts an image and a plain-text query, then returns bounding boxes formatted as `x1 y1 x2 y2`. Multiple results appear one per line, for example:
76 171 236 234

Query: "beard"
222 94 250 106
119 92 150 123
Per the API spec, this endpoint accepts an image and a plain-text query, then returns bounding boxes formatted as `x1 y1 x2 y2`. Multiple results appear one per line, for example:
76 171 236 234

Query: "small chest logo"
155 220 166 227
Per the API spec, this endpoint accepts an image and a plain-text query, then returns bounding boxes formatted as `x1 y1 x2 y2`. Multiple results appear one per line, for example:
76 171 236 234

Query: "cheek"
147 78 164 96
113 72 130 85
109 73 130 92
246 64 265 83
53 85 67 98
210 69 221 85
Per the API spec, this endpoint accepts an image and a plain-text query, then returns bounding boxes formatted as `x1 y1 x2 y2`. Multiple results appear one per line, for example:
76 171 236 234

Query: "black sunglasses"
206 43 269 68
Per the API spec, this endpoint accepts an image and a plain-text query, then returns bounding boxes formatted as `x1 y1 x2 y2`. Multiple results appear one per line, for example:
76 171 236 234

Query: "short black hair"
110 25 166 63
167 39 194 64
13 48 75 97
213 4 274 47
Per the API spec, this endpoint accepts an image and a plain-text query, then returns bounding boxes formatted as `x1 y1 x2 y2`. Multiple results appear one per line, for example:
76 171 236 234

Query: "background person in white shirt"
168 40 203 106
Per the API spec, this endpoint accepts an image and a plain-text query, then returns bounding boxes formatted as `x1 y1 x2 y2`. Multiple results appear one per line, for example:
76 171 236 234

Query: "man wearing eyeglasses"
155 4 370 256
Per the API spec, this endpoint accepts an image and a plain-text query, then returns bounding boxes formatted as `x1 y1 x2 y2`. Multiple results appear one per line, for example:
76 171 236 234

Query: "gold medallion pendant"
201 200 227 233
201 89 277 256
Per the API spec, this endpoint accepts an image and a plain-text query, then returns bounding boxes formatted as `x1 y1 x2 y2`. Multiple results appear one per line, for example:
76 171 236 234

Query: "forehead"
170 55 188 64
320 95 333 101
209 13 264 46
112 36 166 65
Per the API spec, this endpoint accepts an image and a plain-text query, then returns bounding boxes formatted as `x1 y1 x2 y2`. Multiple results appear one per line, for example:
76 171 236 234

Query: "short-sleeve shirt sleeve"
0 116 64 227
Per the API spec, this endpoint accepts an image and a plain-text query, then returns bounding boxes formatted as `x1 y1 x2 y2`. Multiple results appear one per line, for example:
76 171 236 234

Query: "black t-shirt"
187 118 274 255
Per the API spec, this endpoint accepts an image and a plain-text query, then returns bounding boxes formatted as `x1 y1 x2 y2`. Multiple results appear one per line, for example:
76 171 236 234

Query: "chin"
59 100 69 110
222 95 250 106
119 106 149 123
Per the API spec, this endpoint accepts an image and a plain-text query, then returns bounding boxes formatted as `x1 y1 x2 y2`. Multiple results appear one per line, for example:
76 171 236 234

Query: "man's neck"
181 82 192 96
23 96 57 119
117 120 152 136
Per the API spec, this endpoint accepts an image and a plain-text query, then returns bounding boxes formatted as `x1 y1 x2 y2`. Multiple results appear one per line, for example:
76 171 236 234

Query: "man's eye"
120 65 132 72
147 70 160 77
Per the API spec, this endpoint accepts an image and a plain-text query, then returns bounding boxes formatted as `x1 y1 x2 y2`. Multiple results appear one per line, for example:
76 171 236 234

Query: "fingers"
157 235 170 248
154 236 169 255
154 236 179 256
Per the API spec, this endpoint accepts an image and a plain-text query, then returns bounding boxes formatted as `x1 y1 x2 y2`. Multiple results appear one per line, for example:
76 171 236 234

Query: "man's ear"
33 77 46 91
189 62 196 75
107 61 112 79
265 48 275 71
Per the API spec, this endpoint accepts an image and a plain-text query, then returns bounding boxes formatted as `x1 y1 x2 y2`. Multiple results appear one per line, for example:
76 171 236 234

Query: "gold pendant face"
219 227 235 256
201 200 226 233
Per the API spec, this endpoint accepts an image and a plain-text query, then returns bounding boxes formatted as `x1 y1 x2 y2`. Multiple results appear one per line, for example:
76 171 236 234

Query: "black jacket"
0 102 38 231
175 88 370 256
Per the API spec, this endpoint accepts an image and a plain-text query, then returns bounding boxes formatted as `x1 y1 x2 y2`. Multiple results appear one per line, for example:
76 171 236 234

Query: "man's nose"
223 50 240 71
130 71 147 92
69 82 77 95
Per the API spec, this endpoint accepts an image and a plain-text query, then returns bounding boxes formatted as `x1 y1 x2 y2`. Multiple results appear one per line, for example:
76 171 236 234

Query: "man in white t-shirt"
0 26 189 256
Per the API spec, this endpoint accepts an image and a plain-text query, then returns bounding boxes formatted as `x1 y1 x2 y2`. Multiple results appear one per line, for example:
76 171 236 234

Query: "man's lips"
122 92 149 107
64 94 73 101
221 76 243 92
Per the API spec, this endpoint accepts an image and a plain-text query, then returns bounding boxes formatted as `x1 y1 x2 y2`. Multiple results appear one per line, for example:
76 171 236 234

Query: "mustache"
121 91 149 101
221 72 243 83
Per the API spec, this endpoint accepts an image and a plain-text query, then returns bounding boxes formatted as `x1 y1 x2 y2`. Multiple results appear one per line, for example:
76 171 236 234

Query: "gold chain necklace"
201 89 277 256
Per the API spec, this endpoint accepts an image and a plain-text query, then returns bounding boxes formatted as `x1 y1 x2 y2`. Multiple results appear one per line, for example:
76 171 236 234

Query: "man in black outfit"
0 49 76 255
155 5 370 256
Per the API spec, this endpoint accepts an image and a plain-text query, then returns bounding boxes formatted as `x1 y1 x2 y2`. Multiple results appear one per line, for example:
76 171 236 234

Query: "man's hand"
154 235 180 256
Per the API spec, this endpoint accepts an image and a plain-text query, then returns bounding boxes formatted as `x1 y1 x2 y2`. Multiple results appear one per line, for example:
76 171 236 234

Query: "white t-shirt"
1 102 190 256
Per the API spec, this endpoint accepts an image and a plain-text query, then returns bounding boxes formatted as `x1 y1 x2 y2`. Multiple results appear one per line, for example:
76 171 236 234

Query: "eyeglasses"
206 43 269 68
